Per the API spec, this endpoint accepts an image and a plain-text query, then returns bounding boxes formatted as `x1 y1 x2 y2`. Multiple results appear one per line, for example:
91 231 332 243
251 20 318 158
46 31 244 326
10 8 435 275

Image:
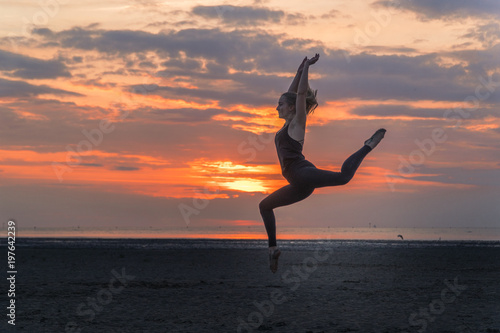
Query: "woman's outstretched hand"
306 53 320 66
297 56 307 73
289 54 319 94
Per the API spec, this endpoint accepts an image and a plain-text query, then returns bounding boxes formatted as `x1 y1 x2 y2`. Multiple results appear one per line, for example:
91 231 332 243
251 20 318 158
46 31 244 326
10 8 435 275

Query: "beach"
6 240 500 333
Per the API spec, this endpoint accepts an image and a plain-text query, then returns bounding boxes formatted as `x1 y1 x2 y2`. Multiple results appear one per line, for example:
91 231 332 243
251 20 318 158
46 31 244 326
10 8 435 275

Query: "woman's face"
276 96 295 120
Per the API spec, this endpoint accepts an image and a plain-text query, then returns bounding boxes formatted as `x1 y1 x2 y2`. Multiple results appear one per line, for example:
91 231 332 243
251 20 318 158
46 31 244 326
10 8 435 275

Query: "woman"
259 53 386 273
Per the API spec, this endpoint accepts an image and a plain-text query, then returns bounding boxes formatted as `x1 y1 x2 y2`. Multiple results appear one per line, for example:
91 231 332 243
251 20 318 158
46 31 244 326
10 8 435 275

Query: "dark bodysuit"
259 124 372 247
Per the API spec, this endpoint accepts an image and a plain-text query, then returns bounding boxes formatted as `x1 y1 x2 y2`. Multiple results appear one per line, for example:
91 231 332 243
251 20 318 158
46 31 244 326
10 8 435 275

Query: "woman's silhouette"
259 54 386 273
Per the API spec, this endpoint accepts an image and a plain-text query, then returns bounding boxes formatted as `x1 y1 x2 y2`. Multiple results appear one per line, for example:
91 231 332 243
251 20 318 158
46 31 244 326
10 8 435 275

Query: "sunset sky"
0 0 499 233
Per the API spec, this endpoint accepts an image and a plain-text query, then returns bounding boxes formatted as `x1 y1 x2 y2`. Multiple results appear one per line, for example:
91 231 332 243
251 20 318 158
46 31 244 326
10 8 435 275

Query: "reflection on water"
15 226 500 241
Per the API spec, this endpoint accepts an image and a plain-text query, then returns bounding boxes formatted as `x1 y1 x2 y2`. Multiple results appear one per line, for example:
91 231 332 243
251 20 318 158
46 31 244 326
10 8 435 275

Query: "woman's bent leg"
297 145 371 188
259 184 314 247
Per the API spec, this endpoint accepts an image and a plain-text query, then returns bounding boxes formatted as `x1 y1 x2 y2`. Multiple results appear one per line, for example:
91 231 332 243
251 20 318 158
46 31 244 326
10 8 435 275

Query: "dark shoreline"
5 245 500 332
10 237 500 250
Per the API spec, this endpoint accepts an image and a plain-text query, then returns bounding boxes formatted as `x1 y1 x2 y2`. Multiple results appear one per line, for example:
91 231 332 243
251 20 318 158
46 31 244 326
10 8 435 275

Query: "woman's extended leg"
293 145 372 188
259 184 314 247
295 129 385 188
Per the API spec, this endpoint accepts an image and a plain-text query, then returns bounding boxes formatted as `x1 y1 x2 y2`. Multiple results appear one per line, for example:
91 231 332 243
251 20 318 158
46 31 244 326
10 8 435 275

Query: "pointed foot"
364 128 386 149
269 248 281 273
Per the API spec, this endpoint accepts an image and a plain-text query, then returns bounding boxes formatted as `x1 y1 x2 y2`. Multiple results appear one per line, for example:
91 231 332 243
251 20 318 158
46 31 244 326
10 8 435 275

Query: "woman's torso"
275 124 314 178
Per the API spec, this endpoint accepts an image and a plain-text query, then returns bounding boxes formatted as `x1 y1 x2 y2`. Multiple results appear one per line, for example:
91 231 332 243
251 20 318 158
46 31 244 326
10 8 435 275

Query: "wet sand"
7 244 500 332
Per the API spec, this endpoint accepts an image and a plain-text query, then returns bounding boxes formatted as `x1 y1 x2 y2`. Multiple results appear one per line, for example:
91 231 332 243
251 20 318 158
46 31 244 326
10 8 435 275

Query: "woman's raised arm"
287 57 307 93
294 53 319 123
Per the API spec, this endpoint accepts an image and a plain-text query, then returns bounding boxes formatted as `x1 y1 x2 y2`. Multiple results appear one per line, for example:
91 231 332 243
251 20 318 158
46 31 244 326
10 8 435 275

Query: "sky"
0 0 499 234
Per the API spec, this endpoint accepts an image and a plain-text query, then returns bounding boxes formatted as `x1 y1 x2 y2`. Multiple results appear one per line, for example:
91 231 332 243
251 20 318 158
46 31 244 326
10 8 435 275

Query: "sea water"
12 225 500 240
8 226 500 250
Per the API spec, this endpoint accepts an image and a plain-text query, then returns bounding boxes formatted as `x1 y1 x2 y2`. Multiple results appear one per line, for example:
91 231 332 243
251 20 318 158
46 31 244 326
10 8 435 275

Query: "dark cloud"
314 51 500 104
0 98 112 152
400 163 500 188
374 0 500 20
81 163 103 167
0 78 82 98
351 104 496 120
362 45 419 53
39 26 322 73
0 106 26 129
153 48 489 107
445 44 500 79
320 9 342 19
32 27 54 37
285 12 309 25
129 105 255 123
161 58 203 71
191 5 284 26
462 23 500 48
114 166 141 171
73 78 117 89
0 96 277 169
138 61 157 69
51 27 269 61
34 25 499 107
0 49 71 79
332 52 467 81
145 20 197 29
130 81 280 108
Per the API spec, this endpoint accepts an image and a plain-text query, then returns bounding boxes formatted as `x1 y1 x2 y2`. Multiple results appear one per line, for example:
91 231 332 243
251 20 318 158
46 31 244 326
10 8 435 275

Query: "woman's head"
278 88 318 117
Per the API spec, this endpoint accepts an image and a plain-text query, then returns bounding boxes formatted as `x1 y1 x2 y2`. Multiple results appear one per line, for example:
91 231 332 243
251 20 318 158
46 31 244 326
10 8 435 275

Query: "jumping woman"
259 54 386 273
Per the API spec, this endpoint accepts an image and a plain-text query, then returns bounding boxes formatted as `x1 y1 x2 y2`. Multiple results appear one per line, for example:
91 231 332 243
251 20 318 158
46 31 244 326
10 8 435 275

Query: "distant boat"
397 234 404 240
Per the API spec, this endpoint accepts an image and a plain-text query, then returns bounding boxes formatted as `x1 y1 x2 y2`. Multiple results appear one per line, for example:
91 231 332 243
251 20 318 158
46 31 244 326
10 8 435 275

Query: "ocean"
9 226 500 250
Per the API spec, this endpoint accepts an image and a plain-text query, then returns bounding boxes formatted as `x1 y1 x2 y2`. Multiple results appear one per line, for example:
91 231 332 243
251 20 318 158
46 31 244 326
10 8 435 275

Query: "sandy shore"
5 244 500 332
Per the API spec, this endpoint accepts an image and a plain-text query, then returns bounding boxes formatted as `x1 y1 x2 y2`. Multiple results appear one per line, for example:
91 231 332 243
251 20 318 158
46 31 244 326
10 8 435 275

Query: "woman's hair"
281 88 318 115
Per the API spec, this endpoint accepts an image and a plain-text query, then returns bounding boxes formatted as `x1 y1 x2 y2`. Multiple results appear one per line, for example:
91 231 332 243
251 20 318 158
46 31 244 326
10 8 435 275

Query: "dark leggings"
259 145 372 247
